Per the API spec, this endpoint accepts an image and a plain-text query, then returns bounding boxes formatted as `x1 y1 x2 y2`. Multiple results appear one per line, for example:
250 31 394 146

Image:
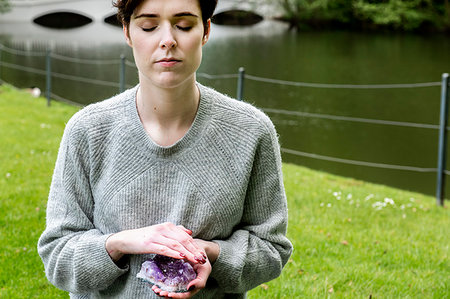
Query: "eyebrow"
134 12 199 19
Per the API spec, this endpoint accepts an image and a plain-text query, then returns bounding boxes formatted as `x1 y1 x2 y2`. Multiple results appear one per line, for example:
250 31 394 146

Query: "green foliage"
280 0 352 22
0 84 449 297
0 0 10 14
278 0 450 32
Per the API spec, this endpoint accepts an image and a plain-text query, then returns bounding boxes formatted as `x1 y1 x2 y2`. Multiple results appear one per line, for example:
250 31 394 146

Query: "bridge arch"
104 13 121 27
212 9 263 26
33 10 93 29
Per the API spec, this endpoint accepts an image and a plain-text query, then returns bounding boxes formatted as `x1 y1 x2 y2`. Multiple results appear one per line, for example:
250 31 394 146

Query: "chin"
153 73 195 89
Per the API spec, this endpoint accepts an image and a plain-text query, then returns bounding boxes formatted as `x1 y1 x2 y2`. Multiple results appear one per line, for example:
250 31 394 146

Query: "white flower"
6 173 11 178
320 203 325 207
365 194 374 201
372 201 385 210
327 203 332 208
384 198 395 205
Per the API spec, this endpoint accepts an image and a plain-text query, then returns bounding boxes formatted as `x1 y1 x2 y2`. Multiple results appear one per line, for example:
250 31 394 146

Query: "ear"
123 25 132 47
202 19 211 46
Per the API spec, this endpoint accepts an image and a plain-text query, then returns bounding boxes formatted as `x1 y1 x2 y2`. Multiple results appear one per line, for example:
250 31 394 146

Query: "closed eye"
176 25 192 31
142 27 157 32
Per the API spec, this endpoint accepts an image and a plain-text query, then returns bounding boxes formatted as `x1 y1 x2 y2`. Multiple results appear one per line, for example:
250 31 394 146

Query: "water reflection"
1 19 449 196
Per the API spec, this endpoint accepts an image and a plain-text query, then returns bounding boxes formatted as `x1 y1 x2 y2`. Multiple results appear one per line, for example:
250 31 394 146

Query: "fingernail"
202 252 207 259
194 256 206 264
180 253 186 258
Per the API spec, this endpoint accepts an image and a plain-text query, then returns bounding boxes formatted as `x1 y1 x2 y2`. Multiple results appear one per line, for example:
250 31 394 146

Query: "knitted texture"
38 84 293 298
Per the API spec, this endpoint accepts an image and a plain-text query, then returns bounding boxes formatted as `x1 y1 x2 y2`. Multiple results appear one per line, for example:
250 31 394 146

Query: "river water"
1 20 449 196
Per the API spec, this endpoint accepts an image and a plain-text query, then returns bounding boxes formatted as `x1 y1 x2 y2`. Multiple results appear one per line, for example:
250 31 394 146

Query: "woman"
37 0 293 298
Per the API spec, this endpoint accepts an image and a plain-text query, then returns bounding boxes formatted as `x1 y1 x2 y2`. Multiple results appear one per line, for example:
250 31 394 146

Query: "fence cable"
0 61 47 75
263 107 441 130
0 60 126 88
51 71 120 87
281 148 438 173
0 44 47 57
50 53 121 65
125 59 137 68
50 92 84 107
245 74 442 89
197 72 239 80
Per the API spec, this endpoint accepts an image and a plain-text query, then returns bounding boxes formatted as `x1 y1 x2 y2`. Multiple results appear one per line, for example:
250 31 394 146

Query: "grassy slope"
0 84 448 298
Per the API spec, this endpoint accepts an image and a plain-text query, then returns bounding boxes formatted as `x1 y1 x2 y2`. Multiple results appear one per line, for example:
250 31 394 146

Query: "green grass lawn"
0 84 448 298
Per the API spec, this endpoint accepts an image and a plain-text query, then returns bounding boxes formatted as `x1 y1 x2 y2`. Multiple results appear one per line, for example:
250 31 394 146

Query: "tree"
276 0 450 32
277 0 353 30
0 0 11 14
353 0 439 31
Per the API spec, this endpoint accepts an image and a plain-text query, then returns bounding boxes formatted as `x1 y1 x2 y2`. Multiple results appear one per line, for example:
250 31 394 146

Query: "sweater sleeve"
209 115 293 293
37 117 128 293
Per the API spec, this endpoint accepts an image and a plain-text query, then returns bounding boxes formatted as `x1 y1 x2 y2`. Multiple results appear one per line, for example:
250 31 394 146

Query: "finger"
159 232 206 264
176 225 192 235
152 285 168 298
167 290 198 298
187 264 210 290
154 223 205 264
152 286 169 297
146 242 190 261
151 236 202 265
169 228 207 261
166 287 200 299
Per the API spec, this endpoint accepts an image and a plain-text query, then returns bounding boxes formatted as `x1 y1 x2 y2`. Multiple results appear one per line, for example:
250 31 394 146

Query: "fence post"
46 50 52 106
120 54 125 93
436 73 449 206
237 67 245 101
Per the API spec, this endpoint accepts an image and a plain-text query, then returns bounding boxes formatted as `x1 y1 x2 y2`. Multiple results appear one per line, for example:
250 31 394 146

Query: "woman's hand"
151 259 212 298
105 222 206 265
193 239 220 264
149 238 219 297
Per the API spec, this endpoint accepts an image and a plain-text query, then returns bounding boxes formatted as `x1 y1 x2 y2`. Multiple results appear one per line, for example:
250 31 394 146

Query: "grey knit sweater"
37 84 293 298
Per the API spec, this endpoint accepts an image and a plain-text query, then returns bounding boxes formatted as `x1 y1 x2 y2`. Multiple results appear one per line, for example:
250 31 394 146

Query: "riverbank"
0 84 448 298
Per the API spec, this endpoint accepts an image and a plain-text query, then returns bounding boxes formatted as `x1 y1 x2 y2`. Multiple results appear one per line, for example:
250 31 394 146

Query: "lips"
155 57 181 67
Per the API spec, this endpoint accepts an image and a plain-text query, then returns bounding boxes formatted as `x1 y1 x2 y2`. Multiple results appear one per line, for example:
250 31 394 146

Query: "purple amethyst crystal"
137 255 197 292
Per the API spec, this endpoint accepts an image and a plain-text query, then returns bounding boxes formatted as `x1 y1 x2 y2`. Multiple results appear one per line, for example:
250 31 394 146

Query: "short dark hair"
113 0 218 34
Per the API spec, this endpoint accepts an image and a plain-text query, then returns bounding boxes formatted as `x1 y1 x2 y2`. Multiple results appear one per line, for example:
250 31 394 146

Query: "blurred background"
0 0 449 196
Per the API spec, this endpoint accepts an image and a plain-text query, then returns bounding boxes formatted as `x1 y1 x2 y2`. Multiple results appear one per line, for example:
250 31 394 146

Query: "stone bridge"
0 0 279 25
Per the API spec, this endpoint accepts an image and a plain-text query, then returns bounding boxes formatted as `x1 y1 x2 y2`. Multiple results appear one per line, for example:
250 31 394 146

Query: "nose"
159 26 177 49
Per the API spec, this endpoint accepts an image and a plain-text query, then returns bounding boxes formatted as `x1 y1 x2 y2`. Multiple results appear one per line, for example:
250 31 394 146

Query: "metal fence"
0 43 448 206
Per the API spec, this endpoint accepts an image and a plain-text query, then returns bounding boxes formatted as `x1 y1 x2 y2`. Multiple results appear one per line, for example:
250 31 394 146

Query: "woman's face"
125 0 209 89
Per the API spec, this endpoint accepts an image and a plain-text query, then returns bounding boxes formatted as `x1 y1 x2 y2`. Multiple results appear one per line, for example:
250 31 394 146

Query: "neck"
136 78 200 130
